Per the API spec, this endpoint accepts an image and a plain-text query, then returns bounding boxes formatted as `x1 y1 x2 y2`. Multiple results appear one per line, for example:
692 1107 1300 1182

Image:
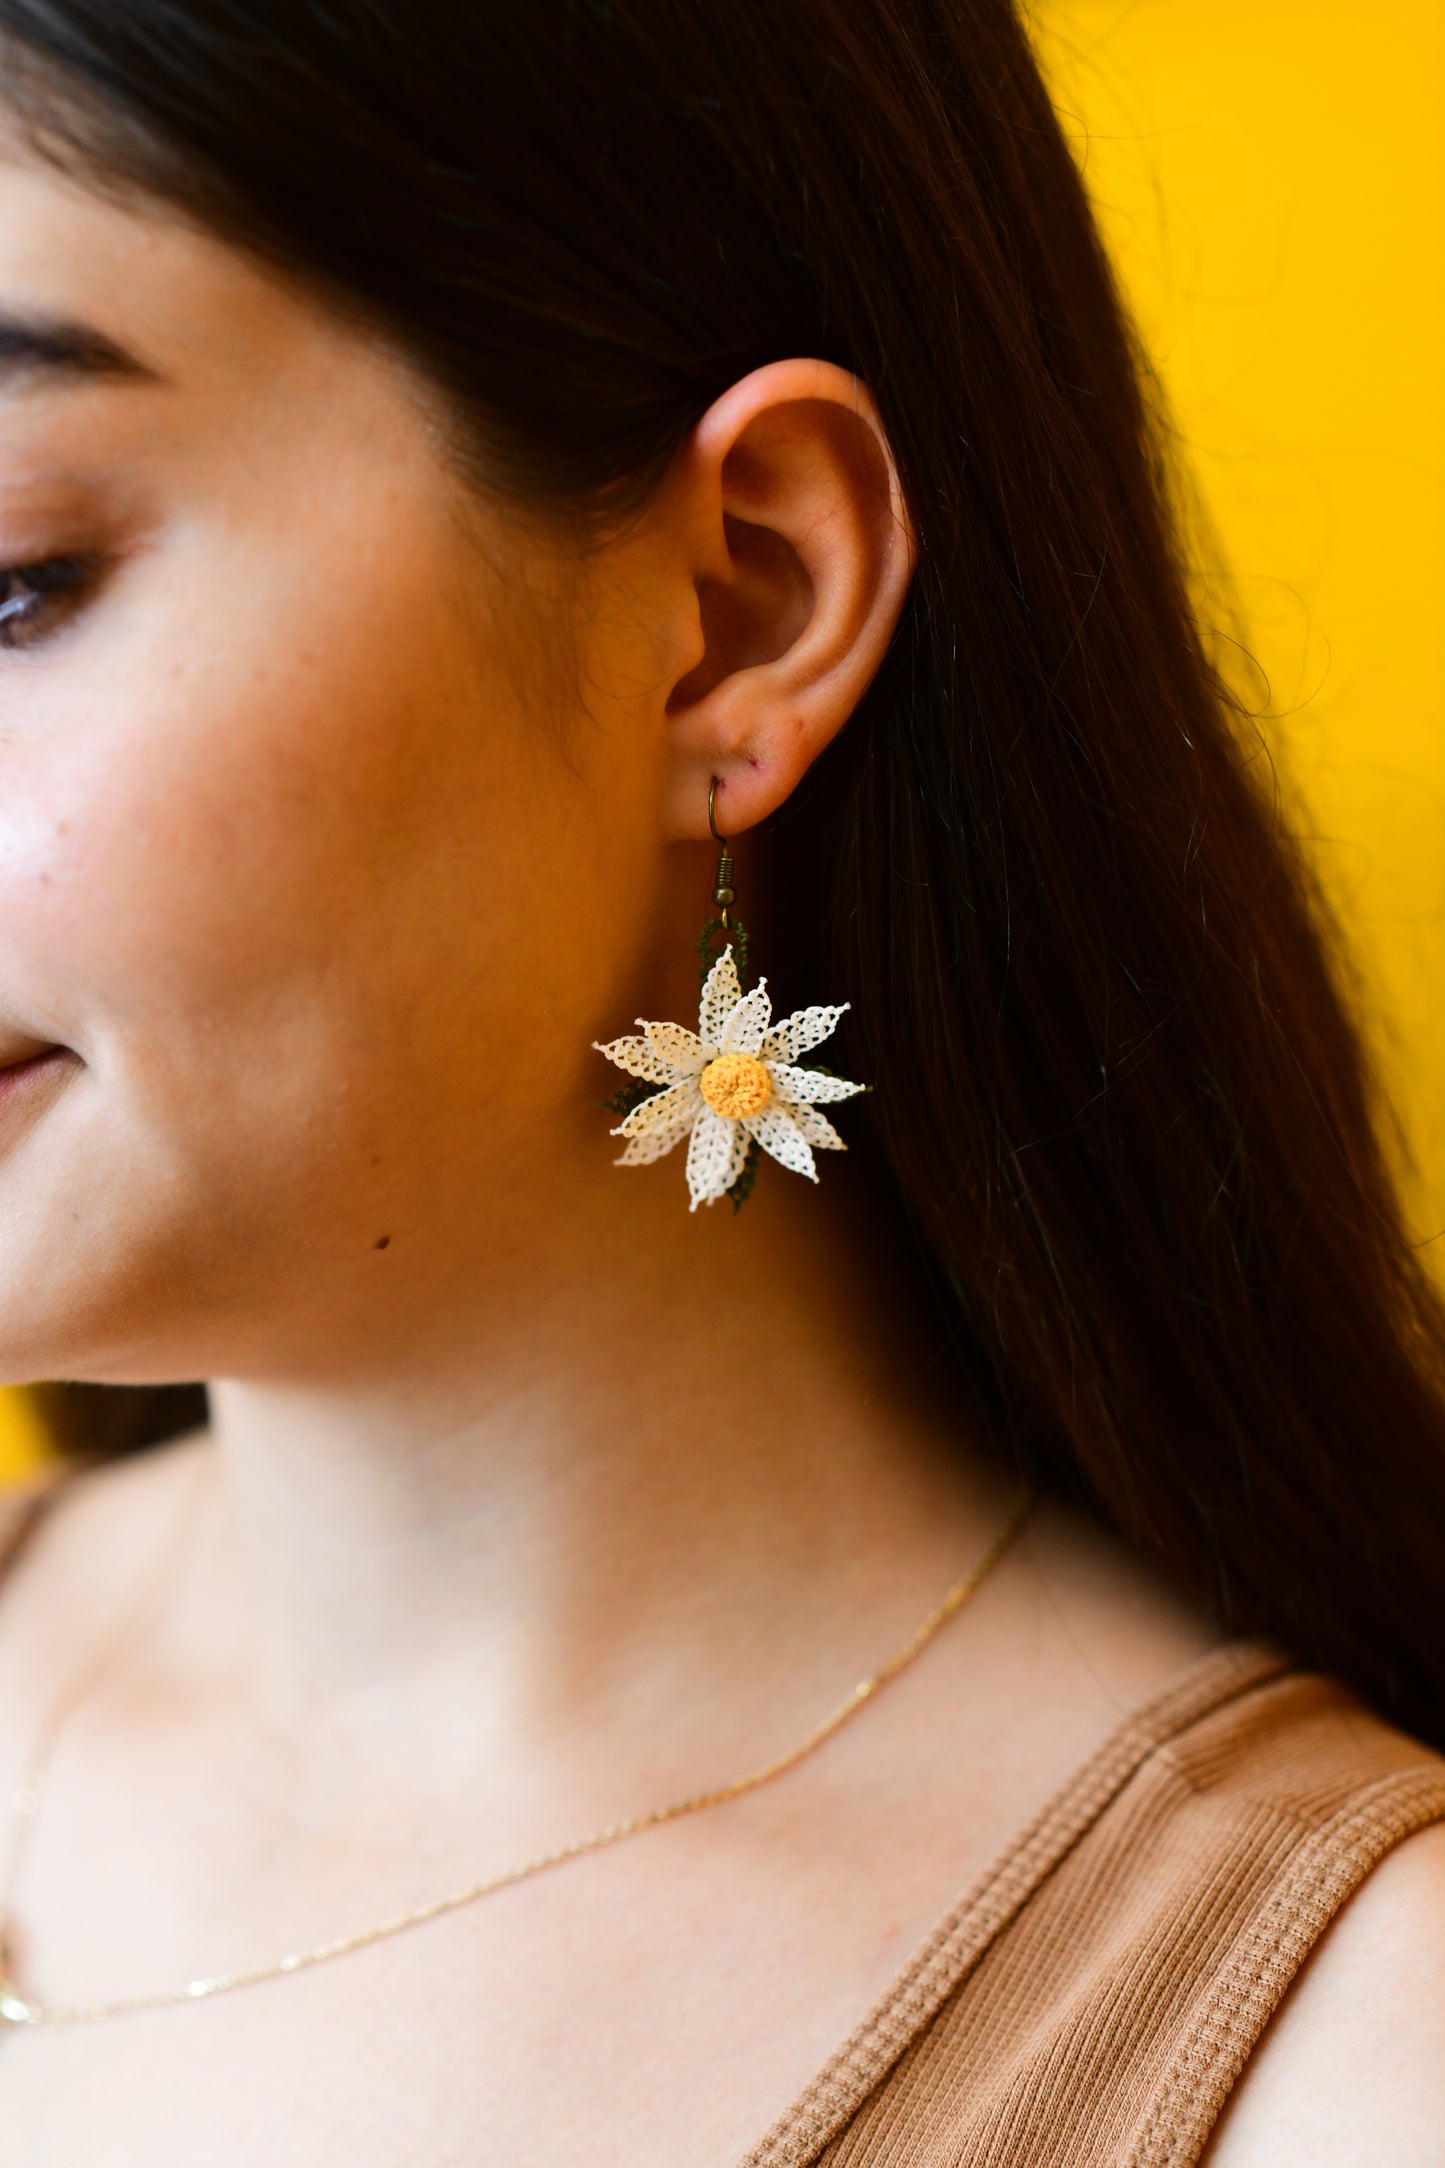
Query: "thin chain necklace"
0 1472 1031 2031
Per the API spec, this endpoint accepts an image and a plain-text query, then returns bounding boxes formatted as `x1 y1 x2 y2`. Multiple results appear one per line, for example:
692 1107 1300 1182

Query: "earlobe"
660 360 915 840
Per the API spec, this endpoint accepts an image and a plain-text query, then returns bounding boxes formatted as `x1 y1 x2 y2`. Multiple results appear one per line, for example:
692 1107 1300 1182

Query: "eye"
0 556 100 653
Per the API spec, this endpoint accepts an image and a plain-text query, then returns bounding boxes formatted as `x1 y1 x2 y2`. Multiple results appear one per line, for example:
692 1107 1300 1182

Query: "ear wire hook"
707 775 736 929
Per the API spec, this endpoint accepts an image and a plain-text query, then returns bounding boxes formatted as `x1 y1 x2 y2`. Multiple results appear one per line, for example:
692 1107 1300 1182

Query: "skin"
0 130 1439 2167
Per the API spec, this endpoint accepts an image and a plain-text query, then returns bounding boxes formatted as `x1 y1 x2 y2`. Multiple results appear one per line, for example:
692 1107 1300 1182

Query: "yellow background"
1037 0 1445 1210
3 3 1443 1483
0 1387 48 1483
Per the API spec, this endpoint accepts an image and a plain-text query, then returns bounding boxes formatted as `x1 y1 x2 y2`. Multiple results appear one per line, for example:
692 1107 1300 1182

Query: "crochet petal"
611 1078 702 1138
617 1117 694 1166
766 1061 866 1106
785 1102 847 1152
593 1033 677 1086
761 1003 849 1064
718 979 773 1056
699 947 742 1048
686 1106 748 1210
744 1104 818 1183
644 1021 709 1074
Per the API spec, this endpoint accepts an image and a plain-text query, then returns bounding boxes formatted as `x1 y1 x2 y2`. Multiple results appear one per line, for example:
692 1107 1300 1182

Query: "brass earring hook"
708 775 736 929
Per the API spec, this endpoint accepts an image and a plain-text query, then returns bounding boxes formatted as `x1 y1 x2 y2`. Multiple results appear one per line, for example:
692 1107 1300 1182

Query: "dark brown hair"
4 0 1443 1741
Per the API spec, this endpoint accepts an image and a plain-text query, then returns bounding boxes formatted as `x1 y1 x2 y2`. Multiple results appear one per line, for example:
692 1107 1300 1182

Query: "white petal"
761 1003 850 1064
718 979 773 1056
699 948 742 1047
645 1021 709 1074
785 1103 847 1151
612 1079 702 1138
617 1118 693 1166
593 1034 676 1086
686 1106 749 1210
744 1104 818 1183
766 1061 866 1106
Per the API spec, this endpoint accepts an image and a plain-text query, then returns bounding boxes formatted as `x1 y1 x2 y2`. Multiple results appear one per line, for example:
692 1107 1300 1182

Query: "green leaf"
695 913 751 991
728 1135 762 1213
600 1076 658 1120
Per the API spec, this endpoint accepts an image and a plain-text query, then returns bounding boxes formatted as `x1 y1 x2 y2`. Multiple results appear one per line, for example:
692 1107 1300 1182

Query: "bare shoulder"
0 1434 211 1700
1201 1821 1445 2165
4 1431 208 1578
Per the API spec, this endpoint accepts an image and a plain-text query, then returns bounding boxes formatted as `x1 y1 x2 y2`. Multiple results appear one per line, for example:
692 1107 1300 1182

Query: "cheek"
4 658 413 1080
0 511 597 1186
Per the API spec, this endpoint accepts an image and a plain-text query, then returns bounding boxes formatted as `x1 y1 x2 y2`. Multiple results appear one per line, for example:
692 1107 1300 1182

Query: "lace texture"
595 947 865 1209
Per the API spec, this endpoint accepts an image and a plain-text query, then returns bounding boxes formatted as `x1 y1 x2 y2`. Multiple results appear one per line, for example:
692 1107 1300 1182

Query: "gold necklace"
0 1477 1031 2030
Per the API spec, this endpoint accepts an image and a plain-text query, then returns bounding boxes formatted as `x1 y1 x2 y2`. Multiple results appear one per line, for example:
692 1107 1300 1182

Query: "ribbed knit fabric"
3 1482 1443 2164
743 1646 1445 2166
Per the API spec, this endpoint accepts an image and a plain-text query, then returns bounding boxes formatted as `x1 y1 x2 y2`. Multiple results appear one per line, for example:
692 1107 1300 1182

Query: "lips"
0 1043 72 1104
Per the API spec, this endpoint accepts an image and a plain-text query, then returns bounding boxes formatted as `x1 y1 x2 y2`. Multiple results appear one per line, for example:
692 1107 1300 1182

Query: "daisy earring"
594 777 867 1212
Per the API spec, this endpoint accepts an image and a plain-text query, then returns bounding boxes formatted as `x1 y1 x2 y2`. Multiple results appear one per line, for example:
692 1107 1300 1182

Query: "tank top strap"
744 1645 1445 2167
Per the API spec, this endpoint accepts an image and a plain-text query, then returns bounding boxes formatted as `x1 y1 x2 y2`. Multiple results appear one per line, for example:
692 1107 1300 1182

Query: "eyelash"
0 557 100 653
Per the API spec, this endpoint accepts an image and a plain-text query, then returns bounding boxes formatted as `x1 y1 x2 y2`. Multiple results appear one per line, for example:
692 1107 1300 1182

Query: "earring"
594 777 866 1212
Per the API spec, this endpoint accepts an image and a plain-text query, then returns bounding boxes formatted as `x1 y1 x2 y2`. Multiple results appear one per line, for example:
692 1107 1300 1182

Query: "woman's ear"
657 359 916 839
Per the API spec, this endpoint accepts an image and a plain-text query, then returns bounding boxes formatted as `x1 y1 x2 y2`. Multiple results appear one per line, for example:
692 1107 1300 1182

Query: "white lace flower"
595 946 866 1210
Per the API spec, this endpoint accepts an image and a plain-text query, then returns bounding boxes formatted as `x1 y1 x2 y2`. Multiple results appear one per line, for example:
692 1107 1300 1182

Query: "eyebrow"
0 309 161 389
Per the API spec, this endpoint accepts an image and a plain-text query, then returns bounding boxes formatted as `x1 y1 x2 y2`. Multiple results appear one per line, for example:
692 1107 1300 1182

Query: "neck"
191 1160 1003 1788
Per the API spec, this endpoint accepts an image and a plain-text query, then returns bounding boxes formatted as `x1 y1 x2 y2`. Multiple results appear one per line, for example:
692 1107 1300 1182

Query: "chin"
0 1221 224 1391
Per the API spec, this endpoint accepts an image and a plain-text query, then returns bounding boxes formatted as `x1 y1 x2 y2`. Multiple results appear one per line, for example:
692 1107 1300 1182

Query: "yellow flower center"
699 1052 772 1120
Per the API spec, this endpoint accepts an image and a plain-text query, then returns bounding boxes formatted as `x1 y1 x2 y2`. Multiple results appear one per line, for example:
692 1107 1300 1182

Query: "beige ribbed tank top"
3 1479 1443 2165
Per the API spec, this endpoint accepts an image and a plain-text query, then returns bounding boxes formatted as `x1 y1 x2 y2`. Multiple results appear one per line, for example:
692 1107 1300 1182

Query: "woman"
0 0 1440 2158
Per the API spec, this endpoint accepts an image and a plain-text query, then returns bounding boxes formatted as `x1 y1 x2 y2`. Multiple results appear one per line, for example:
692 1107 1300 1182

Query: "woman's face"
0 132 684 1387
